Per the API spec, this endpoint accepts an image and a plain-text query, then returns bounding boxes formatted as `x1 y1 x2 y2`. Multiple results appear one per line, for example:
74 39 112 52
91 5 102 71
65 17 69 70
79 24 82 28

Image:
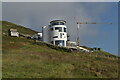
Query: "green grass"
2 21 119 78
2 21 37 35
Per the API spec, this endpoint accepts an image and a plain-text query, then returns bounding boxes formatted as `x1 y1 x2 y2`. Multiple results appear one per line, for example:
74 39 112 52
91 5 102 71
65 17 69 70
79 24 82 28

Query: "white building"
9 28 19 37
31 33 42 40
42 26 50 43
42 20 67 47
66 41 77 48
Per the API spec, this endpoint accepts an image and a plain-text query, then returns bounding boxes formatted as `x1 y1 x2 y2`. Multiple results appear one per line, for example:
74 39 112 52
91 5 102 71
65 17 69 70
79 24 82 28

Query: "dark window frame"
51 41 53 44
51 28 53 31
51 22 65 25
55 27 62 32
60 33 62 38
64 27 67 32
53 36 58 38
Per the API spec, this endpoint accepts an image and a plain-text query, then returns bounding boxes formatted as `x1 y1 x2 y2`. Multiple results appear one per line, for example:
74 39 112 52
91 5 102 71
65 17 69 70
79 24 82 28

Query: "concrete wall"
42 26 50 43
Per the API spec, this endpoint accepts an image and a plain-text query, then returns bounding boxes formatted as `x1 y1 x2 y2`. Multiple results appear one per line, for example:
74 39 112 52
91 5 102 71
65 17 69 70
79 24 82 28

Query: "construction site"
8 19 112 53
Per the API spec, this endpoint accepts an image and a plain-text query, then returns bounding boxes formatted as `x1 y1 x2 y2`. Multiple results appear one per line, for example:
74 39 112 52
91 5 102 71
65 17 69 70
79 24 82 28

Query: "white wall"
42 26 50 43
50 25 67 47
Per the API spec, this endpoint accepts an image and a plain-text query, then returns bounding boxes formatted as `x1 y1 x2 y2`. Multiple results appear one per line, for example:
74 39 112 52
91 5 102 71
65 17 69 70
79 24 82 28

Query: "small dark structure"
93 47 102 51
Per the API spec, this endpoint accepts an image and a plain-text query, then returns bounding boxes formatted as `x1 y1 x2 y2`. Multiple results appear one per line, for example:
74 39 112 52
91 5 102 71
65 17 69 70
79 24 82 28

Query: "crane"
74 17 112 46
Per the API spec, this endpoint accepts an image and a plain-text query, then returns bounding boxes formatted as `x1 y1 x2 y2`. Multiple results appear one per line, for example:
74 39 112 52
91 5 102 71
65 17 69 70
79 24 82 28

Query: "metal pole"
77 23 80 46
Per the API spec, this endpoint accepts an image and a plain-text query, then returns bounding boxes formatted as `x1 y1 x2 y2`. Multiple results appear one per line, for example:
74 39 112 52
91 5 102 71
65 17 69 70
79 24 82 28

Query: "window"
55 40 64 46
51 41 53 44
60 33 62 38
55 27 62 32
51 22 57 25
64 28 67 32
51 28 53 31
51 22 65 25
53 36 58 38
58 22 65 25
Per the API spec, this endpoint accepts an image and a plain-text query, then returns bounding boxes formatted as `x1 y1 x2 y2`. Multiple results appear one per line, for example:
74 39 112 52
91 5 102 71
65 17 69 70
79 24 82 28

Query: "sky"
1 0 119 2
2 2 118 56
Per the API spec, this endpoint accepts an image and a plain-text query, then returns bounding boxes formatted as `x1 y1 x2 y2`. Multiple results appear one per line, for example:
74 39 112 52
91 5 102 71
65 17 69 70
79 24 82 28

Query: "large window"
55 27 62 32
55 40 64 46
51 22 65 25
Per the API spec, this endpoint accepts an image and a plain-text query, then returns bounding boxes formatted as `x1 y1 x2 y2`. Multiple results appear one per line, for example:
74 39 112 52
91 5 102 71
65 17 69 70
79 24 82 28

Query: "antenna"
74 17 112 47
74 17 80 46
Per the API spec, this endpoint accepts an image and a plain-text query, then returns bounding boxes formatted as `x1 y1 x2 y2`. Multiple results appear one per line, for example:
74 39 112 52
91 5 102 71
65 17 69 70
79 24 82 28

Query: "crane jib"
77 22 112 24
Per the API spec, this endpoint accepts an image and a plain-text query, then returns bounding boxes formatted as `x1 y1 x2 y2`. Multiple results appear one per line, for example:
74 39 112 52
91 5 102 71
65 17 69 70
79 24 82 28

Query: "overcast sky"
1 0 119 2
2 2 118 55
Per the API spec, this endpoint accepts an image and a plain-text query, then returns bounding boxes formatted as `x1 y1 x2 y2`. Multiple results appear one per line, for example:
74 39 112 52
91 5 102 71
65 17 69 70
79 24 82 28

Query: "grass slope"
2 21 119 78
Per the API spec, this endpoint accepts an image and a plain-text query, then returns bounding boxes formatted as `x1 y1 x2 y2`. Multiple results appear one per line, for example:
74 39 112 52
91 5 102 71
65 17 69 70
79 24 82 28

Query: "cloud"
2 2 111 42
2 2 118 55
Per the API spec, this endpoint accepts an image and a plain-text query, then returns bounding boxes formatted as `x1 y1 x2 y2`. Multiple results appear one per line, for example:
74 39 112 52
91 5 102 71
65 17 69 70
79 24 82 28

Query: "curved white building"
50 20 67 47
43 20 67 47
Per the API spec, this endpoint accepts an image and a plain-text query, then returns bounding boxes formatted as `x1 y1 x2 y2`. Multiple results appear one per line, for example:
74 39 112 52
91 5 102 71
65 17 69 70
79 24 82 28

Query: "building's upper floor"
49 20 67 33
50 20 66 26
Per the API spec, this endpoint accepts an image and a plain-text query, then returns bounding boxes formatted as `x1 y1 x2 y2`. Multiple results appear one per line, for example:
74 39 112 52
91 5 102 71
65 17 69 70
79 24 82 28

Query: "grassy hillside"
2 21 119 78
2 21 37 35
